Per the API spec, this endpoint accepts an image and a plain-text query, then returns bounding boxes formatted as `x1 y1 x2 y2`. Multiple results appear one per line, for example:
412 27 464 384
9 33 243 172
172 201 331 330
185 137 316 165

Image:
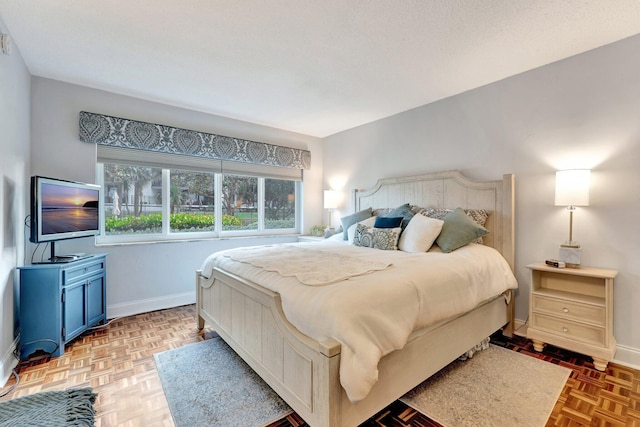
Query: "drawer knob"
562 326 569 333
562 307 569 313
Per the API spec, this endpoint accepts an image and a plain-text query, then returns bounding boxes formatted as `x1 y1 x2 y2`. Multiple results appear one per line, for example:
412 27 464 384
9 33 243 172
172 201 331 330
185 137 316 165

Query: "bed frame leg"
197 315 205 331
501 290 515 338
196 270 205 331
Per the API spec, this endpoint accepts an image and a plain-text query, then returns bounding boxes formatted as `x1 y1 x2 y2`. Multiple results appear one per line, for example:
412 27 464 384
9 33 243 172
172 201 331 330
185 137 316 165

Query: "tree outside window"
103 164 162 235
265 178 295 229
221 175 257 230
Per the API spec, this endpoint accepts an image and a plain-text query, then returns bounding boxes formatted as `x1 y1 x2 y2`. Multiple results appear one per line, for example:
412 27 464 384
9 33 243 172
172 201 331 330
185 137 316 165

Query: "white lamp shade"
323 190 339 209
555 170 590 207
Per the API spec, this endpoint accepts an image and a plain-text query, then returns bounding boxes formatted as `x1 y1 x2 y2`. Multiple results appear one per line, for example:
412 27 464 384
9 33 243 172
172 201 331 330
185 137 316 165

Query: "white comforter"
200 241 517 403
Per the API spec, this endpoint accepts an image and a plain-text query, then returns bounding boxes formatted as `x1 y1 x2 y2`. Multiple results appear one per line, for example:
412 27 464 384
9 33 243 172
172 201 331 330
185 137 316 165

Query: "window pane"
169 169 215 233
103 163 162 235
265 179 296 229
221 175 257 231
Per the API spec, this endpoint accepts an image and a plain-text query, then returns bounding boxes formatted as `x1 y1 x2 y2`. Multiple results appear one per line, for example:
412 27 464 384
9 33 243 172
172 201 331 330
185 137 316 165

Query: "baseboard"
512 318 528 337
107 292 195 319
613 344 640 370
1 337 19 388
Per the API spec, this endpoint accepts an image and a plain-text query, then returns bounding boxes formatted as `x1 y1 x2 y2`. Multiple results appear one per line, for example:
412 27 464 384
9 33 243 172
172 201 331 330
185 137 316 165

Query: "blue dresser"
17 254 107 359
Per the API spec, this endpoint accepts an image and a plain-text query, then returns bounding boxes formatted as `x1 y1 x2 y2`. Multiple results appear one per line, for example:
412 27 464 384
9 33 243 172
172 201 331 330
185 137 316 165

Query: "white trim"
1 337 19 388
106 292 195 319
613 344 640 370
512 318 528 337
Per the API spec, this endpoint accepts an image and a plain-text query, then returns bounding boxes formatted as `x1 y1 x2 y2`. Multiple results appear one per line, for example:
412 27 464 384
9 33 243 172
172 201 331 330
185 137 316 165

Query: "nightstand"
297 236 325 243
527 262 617 371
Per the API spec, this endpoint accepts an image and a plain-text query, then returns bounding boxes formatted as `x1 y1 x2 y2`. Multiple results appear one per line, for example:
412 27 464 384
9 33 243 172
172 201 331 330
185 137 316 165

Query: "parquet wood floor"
1 305 638 426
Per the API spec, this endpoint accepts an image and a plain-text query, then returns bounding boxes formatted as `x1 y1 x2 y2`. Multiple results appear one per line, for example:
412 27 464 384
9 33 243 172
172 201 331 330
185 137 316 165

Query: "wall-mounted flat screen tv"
30 176 101 245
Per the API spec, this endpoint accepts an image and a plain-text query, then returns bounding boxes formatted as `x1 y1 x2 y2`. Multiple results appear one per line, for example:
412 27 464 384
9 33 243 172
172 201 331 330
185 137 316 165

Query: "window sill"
95 233 301 247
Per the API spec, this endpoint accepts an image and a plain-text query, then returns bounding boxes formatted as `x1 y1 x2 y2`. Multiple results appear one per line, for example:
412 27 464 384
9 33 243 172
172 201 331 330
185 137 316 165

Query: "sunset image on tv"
41 183 99 235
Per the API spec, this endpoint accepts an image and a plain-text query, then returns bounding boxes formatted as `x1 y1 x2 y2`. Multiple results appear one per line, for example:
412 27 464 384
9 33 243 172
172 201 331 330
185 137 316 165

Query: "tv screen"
30 176 101 244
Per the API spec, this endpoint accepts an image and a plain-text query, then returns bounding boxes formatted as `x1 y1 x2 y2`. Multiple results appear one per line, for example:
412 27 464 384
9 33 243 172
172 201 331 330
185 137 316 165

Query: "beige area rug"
400 345 570 427
154 338 292 427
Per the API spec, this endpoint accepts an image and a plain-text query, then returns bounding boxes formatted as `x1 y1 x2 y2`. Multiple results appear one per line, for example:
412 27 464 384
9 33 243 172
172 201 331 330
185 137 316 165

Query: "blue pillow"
340 208 373 240
374 216 403 228
384 203 414 230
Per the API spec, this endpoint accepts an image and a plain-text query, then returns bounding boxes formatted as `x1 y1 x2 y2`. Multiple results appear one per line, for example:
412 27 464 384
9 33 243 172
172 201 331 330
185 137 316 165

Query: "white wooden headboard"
355 170 515 271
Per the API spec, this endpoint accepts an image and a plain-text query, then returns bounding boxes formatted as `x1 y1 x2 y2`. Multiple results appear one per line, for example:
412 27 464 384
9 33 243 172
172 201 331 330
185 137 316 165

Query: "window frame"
95 163 301 244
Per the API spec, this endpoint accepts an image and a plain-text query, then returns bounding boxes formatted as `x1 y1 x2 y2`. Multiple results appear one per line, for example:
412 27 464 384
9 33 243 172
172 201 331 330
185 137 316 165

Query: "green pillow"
436 207 489 253
340 207 373 240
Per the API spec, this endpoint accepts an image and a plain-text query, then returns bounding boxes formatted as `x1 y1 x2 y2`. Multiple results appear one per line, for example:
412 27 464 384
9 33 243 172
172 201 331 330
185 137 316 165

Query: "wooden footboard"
197 267 513 427
197 267 343 427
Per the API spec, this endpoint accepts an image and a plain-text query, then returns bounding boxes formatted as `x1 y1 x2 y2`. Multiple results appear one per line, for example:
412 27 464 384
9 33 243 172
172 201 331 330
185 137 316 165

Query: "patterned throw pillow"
353 224 401 250
420 208 489 244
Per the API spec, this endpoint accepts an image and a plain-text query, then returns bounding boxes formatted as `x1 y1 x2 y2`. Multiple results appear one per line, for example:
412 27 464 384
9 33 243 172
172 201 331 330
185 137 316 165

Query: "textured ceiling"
1 1 639 137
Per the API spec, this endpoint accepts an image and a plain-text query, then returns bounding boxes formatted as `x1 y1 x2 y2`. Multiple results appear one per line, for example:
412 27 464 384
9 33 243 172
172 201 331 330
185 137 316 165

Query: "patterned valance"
79 111 311 169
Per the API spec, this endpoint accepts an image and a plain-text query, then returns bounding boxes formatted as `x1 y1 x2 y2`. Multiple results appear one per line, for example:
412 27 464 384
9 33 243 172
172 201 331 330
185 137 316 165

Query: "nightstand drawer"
531 313 605 346
532 294 605 326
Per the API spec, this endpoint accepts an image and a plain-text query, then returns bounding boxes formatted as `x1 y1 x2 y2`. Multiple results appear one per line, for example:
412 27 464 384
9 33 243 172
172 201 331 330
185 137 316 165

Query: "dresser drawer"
532 294 605 326
531 313 605 346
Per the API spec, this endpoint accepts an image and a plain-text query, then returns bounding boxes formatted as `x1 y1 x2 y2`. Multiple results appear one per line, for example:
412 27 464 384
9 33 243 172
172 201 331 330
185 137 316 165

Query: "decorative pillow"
340 207 373 240
436 208 489 253
372 208 393 217
465 209 490 227
421 208 489 243
398 214 444 253
347 216 377 244
324 226 342 238
374 216 403 228
383 203 414 230
326 232 348 241
421 207 489 225
353 224 401 250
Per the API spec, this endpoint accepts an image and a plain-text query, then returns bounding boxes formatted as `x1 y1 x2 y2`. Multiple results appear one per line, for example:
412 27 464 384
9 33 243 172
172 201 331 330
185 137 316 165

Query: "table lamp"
554 169 590 267
323 190 339 230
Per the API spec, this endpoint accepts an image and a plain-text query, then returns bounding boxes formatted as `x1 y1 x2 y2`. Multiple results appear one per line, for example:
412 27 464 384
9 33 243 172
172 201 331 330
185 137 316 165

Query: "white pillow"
398 214 444 253
326 232 347 242
347 216 377 244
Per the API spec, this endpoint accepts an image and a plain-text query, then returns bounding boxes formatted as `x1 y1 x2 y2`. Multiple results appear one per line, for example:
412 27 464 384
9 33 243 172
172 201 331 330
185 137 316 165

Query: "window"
97 163 300 243
84 111 309 243
221 175 257 231
103 164 163 236
265 178 296 230
169 170 215 233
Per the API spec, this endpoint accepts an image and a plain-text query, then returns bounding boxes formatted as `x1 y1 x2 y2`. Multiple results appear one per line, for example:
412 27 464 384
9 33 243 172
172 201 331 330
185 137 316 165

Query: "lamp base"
559 246 582 268
560 240 580 249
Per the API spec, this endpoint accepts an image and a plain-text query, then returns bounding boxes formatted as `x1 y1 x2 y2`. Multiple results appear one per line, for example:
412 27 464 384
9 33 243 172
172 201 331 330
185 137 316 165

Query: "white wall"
29 77 324 318
0 16 30 385
322 35 640 367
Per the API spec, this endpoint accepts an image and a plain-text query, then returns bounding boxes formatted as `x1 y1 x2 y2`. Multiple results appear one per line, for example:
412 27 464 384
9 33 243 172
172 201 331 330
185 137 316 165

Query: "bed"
196 170 516 427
